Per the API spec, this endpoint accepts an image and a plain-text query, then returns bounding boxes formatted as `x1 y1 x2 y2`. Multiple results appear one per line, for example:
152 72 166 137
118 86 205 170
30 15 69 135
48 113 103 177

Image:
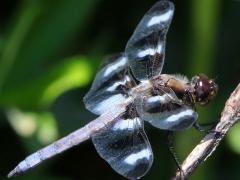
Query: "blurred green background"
0 0 239 179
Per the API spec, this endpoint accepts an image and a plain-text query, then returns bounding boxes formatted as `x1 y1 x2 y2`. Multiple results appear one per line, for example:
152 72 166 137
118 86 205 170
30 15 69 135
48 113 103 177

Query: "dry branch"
174 83 240 180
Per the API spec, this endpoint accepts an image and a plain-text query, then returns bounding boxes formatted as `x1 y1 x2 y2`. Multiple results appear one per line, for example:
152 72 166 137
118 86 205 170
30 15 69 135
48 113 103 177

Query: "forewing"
92 109 153 179
125 1 174 81
83 53 136 115
135 87 198 131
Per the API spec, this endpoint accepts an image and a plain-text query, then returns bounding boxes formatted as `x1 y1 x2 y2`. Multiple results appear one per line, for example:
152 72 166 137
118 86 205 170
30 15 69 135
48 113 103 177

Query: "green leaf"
188 0 221 76
0 56 93 108
227 123 240 154
0 1 42 92
1 0 99 92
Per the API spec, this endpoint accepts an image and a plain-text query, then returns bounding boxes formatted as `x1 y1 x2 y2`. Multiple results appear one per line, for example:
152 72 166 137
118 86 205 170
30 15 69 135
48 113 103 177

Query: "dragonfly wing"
135 87 198 131
92 108 153 179
125 1 174 81
83 53 136 115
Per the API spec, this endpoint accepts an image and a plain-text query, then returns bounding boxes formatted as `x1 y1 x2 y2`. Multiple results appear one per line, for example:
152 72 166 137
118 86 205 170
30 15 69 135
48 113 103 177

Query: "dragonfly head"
191 74 218 105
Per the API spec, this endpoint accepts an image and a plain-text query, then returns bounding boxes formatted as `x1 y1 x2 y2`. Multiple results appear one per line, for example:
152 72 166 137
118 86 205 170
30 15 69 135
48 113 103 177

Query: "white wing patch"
124 149 152 165
104 57 127 77
164 109 196 123
137 44 163 58
146 94 170 104
93 94 127 114
147 10 173 27
113 118 141 131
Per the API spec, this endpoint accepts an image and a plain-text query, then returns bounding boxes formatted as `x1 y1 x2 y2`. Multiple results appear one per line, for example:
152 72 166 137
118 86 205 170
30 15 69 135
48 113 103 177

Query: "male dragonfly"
8 1 218 179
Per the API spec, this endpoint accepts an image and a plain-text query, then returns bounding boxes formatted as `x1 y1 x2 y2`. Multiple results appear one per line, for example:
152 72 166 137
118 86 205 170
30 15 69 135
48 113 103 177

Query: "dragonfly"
8 1 218 179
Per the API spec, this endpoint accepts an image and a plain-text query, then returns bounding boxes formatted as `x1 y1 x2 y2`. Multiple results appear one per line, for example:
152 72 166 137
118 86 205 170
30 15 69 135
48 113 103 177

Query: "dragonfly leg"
193 121 218 132
193 122 206 132
166 131 185 179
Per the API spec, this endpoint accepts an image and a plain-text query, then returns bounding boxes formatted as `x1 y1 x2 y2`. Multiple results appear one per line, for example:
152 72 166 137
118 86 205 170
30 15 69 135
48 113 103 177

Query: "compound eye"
192 74 218 105
196 87 208 102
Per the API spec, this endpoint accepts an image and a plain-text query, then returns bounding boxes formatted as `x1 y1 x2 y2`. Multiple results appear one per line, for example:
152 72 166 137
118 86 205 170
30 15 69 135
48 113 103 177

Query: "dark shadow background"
0 0 240 179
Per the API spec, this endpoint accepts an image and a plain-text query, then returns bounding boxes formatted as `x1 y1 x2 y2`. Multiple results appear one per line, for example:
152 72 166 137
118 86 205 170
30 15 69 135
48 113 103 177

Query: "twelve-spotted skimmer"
8 1 218 179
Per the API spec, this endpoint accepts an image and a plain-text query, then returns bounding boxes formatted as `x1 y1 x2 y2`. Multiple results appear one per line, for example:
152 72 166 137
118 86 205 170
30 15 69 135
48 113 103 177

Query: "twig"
174 83 240 180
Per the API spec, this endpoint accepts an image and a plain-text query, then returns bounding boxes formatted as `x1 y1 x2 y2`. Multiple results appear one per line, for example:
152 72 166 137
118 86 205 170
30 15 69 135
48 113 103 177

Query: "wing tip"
154 0 175 10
